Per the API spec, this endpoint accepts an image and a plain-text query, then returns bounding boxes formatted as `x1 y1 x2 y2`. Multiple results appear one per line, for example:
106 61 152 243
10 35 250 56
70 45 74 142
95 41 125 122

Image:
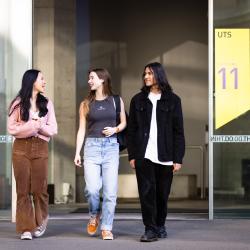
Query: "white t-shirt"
144 92 173 166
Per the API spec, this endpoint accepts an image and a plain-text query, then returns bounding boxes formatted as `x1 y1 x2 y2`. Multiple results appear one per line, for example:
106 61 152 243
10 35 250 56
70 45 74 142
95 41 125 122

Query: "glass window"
0 0 32 219
213 0 250 218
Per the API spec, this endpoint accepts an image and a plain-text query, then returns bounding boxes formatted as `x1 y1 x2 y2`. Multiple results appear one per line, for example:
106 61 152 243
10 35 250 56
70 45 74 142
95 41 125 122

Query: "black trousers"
135 158 173 232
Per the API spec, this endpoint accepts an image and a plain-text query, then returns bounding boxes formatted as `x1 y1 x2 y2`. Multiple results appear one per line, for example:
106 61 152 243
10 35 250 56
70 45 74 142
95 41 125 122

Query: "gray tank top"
86 96 116 138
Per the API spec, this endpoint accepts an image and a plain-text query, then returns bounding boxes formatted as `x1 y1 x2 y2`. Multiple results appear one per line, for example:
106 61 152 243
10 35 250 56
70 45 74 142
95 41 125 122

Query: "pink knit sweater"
7 99 58 142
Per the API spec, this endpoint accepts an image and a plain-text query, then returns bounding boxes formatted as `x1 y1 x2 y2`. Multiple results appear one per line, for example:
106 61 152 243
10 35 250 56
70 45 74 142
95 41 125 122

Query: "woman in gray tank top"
74 68 126 240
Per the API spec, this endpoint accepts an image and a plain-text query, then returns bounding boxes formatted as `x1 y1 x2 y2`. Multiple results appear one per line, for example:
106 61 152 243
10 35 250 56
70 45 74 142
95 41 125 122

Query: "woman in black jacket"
127 62 185 242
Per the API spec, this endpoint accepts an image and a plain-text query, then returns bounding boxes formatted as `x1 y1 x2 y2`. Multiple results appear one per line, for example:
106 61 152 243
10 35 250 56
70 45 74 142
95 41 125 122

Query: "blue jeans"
83 137 119 230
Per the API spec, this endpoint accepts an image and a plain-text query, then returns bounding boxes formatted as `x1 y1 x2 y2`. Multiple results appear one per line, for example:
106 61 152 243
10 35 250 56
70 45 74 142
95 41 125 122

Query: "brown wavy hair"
80 68 113 118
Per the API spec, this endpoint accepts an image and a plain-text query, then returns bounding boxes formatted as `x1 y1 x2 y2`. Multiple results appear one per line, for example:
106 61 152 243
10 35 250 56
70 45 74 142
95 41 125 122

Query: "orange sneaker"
101 230 114 240
87 215 100 236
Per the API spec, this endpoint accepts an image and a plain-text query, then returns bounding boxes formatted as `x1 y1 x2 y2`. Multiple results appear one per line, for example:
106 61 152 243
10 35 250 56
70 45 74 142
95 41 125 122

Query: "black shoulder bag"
113 95 128 152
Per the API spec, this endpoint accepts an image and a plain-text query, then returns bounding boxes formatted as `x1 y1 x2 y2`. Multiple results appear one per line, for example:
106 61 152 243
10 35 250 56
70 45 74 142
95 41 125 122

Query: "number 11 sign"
215 28 250 129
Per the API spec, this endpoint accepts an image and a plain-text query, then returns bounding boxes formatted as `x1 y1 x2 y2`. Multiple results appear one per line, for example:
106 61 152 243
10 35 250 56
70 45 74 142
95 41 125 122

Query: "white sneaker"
33 216 49 238
21 231 32 240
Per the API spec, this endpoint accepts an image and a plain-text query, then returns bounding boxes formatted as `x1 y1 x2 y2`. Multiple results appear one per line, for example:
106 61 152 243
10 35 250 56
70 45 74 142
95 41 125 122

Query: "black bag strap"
113 95 121 112
113 95 121 125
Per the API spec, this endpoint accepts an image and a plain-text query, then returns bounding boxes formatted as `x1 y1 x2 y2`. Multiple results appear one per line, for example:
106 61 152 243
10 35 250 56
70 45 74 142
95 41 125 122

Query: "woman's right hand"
74 154 82 167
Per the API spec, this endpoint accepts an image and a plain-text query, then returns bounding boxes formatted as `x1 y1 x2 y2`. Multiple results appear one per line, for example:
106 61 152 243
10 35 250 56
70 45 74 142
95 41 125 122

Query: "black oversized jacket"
127 90 185 163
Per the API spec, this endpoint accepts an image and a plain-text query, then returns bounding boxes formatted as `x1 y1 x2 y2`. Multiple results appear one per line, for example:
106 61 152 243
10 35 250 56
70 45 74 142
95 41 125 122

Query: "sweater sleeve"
7 105 40 138
39 100 58 137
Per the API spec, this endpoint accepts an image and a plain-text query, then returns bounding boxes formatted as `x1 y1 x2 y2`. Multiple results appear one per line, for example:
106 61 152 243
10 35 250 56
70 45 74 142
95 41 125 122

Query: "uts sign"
215 29 250 129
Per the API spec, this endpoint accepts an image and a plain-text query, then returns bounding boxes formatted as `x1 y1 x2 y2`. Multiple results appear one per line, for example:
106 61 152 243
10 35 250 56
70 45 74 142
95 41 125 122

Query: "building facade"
0 0 250 220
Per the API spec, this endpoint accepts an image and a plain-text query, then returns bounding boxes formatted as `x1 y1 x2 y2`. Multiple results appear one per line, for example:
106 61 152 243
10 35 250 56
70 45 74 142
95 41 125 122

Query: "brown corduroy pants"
12 137 49 233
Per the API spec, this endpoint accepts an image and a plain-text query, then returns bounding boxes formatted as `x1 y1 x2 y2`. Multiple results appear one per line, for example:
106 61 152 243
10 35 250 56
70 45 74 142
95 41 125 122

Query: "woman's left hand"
102 127 117 137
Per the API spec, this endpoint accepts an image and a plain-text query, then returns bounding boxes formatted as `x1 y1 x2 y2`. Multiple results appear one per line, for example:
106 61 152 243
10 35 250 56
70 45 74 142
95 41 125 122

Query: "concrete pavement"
0 215 250 250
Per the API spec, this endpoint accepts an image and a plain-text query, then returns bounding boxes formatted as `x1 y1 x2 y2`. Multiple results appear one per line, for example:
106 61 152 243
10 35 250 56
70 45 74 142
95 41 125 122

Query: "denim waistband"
85 137 117 143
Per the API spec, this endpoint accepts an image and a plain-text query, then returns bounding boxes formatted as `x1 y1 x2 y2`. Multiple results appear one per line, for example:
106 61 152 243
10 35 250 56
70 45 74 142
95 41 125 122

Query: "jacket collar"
140 89 172 101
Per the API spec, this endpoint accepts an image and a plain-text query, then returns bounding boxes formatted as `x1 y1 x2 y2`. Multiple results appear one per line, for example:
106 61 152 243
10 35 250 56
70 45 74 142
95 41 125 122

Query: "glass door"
76 0 209 215
0 0 33 219
211 0 250 218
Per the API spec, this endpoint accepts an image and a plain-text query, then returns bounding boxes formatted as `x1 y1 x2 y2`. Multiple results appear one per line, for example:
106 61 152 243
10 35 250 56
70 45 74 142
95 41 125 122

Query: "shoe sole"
140 238 158 242
87 225 99 236
158 235 167 239
21 235 32 240
87 230 97 236
102 235 114 240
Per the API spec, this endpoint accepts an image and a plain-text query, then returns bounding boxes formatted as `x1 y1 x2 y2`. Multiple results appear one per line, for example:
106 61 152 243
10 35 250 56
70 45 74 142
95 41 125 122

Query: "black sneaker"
140 230 158 242
157 226 167 238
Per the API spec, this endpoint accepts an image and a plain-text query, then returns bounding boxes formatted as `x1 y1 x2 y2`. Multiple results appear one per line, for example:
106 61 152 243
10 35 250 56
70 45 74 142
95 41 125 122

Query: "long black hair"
141 62 172 93
8 69 48 121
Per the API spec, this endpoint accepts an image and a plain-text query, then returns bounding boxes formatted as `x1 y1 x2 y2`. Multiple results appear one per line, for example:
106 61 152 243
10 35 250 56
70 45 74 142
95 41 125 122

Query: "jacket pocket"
159 106 169 112
135 105 146 112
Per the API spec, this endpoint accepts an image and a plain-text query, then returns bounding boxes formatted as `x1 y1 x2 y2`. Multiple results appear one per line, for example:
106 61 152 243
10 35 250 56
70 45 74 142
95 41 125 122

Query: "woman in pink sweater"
8 69 57 240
